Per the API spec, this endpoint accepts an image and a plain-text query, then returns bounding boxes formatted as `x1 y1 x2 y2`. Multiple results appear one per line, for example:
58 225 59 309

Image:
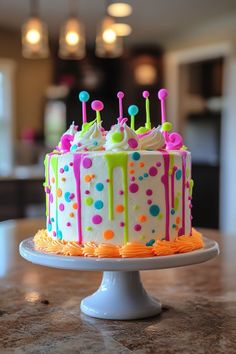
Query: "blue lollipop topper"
128 105 139 130
79 91 90 124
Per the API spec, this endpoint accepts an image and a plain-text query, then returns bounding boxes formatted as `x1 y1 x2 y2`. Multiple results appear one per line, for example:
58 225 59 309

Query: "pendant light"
58 0 86 60
21 0 49 59
95 15 123 58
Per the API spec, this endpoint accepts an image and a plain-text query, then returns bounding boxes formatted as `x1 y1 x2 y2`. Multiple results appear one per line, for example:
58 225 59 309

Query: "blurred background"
0 0 236 233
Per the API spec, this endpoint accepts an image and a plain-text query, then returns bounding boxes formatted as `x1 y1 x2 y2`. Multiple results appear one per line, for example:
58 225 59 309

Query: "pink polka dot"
129 183 139 193
106 179 110 183
128 138 138 149
119 190 124 195
83 157 92 169
147 199 152 205
134 224 142 231
92 215 102 224
69 162 73 166
59 203 65 211
49 193 53 203
149 166 158 176
85 190 90 195
120 126 124 132
156 162 161 167
66 222 71 227
53 231 56 237
131 176 135 182
120 222 125 227
59 168 64 174
146 189 153 196
69 193 75 200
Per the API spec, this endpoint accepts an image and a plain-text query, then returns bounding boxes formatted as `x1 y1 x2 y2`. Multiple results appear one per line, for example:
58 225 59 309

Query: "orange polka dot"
84 175 92 182
103 229 114 240
57 188 62 197
176 217 181 225
129 162 134 167
139 215 147 223
51 177 55 183
175 226 179 231
129 169 135 175
73 203 78 210
116 205 124 213
139 162 145 168
69 212 75 217
61 177 66 182
91 174 95 179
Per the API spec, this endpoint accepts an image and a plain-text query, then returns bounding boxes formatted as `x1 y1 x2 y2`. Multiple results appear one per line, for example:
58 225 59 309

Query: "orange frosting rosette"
120 241 155 258
95 243 120 258
62 242 83 256
82 242 97 257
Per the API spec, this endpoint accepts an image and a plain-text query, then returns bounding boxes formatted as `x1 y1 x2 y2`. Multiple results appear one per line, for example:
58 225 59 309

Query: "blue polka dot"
144 173 148 178
132 152 141 161
176 169 182 180
94 200 104 209
65 192 71 202
93 141 98 146
96 183 104 191
149 204 160 217
138 176 143 181
64 165 69 172
146 239 155 246
172 224 176 229
57 230 63 239
171 209 175 215
51 217 54 222
47 223 52 231
71 144 77 151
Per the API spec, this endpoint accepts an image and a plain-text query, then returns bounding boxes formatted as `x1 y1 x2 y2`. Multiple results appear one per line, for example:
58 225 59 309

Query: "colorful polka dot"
49 193 53 203
134 224 142 232
139 162 145 167
84 175 92 182
176 170 182 180
129 183 139 193
120 222 125 227
144 173 148 178
146 189 153 196
64 165 69 172
57 188 62 197
129 162 134 167
103 229 114 240
147 199 152 205
47 223 52 232
128 138 138 149
149 166 158 176
116 204 124 213
73 203 78 209
132 152 141 160
146 239 155 246
69 212 74 217
85 197 93 206
92 215 102 224
138 176 143 181
59 203 65 211
129 169 135 175
139 215 147 223
61 177 66 182
119 190 124 195
66 222 71 227
83 157 92 169
64 192 71 202
112 132 123 143
176 216 181 224
149 204 160 217
57 230 63 239
59 168 64 174
171 209 175 215
96 183 104 191
86 226 92 231
94 200 104 209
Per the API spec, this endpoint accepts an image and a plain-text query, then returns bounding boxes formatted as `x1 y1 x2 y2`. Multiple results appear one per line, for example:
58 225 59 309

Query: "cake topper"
91 100 104 124
143 90 151 131
117 91 124 123
79 91 90 124
128 105 139 130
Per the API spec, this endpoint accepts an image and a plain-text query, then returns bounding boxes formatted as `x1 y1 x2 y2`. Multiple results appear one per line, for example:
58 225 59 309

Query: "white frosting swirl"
139 126 165 150
105 123 139 151
65 121 78 136
70 122 105 151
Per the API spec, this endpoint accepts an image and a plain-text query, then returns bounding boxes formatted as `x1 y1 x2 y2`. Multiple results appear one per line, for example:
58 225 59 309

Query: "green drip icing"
44 155 49 217
105 153 129 243
51 155 59 232
169 153 174 175
80 119 96 136
145 97 151 130
190 179 194 196
186 167 190 179
174 196 179 211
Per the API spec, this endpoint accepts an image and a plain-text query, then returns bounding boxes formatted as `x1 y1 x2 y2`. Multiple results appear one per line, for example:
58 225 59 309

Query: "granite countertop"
0 219 235 354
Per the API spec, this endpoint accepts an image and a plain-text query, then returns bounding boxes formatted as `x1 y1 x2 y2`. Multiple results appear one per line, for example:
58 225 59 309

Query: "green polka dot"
162 122 172 131
112 132 123 143
158 213 163 220
85 197 93 206
149 204 160 217
86 226 93 231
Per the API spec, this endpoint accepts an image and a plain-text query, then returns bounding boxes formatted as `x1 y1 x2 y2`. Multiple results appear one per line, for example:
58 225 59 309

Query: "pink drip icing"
179 151 187 236
189 156 192 236
48 154 52 225
73 154 83 244
161 152 170 241
171 166 177 209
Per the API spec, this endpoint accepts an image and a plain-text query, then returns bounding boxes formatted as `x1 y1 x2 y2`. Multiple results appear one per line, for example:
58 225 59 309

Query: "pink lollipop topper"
158 88 168 124
142 90 151 130
117 91 125 123
91 100 104 124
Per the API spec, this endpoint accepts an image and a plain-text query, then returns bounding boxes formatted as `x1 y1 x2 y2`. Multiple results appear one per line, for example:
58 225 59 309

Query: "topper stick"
142 91 151 130
117 91 124 119
91 100 104 124
158 88 168 124
79 91 90 124
128 105 139 131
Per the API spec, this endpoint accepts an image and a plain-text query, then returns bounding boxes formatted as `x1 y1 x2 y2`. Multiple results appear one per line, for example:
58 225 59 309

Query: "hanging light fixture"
21 0 49 59
95 16 123 58
58 0 86 60
107 1 132 17
111 23 132 37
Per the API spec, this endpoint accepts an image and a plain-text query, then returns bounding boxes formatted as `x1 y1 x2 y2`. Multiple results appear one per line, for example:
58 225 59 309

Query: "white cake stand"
19 237 219 320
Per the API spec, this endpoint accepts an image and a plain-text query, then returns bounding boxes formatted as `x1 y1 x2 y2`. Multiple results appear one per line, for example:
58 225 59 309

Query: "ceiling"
1 0 236 45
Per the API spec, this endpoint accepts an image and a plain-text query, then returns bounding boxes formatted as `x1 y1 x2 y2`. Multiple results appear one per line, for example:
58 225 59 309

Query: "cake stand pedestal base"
81 271 161 320
19 237 219 320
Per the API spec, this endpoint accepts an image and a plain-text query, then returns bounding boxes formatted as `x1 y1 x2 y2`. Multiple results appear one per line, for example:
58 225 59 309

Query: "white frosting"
139 127 165 150
65 122 78 136
71 123 105 151
105 123 140 151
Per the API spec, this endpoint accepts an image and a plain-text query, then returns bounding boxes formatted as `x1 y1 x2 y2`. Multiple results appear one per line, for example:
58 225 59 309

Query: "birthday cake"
34 89 204 257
